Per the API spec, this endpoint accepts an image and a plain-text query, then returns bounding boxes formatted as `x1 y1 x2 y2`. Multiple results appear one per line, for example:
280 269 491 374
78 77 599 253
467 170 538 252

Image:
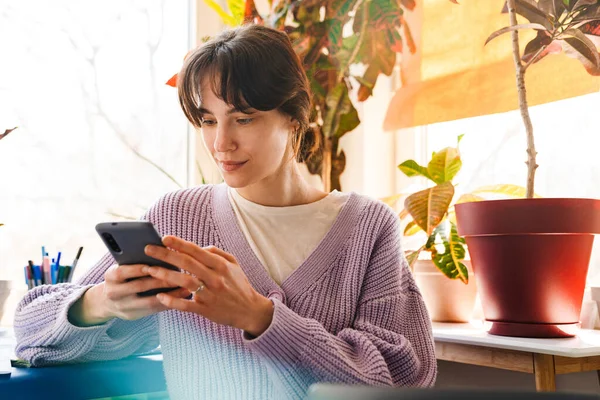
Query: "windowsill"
432 321 600 358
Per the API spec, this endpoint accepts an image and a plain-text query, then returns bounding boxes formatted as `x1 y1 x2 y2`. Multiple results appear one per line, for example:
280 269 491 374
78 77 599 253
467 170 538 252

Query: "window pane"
0 0 191 325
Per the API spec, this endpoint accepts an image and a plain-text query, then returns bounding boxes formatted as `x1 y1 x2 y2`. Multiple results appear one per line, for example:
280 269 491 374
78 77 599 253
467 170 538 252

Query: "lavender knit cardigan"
14 183 437 399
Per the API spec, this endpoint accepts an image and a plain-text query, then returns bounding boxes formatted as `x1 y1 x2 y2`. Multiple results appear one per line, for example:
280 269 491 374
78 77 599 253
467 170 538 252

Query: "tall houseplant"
168 0 419 191
454 0 600 338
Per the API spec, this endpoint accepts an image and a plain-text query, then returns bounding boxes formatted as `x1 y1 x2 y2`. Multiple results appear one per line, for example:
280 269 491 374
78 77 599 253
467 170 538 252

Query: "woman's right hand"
68 264 191 327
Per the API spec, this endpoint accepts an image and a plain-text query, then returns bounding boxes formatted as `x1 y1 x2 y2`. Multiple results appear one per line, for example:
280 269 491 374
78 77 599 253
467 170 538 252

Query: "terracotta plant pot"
414 260 477 322
455 198 600 338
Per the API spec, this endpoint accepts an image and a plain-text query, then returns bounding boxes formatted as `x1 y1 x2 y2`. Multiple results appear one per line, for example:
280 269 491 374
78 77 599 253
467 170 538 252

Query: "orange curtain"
383 0 600 131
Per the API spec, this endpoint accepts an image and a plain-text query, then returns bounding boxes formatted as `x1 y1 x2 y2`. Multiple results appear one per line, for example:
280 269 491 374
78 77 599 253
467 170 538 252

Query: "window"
0 1 193 325
418 92 600 283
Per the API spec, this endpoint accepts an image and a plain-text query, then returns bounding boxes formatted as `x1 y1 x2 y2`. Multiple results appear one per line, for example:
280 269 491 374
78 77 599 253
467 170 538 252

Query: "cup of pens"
24 246 83 289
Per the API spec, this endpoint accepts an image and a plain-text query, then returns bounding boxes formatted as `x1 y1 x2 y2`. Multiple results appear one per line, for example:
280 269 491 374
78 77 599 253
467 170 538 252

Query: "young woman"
14 24 437 399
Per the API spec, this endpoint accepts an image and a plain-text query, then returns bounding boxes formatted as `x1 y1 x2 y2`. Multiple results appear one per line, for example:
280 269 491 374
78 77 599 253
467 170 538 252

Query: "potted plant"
397 135 478 322
454 0 600 338
168 0 420 192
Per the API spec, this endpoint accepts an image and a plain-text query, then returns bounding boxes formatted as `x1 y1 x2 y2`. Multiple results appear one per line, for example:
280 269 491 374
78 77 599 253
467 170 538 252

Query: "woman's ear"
290 118 300 131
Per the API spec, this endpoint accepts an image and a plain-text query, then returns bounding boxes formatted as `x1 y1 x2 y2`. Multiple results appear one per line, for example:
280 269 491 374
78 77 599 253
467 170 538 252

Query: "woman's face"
199 82 297 189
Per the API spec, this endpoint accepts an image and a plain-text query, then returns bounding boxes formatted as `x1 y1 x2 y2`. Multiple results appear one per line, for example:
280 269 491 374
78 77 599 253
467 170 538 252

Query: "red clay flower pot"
455 198 600 338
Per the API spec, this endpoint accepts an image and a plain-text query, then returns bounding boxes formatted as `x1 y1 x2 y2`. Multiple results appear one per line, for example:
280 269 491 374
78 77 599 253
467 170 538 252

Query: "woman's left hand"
143 235 274 337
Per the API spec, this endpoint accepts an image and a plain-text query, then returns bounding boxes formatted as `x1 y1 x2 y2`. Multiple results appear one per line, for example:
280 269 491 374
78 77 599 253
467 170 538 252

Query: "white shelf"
432 322 600 357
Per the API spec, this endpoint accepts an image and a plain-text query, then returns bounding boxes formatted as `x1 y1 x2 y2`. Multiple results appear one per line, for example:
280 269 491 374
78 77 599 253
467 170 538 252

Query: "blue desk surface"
0 354 167 399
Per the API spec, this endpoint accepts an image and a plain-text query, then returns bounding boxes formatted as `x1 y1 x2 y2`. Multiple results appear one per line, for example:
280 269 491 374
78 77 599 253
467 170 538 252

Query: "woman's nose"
214 125 236 153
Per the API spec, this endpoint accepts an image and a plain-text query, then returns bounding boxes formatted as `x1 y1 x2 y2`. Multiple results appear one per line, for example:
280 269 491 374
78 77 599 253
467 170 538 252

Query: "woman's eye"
237 118 253 125
201 119 217 126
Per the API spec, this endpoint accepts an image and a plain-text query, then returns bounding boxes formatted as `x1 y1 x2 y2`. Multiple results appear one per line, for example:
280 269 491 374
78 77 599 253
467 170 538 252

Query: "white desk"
432 322 600 392
0 327 15 376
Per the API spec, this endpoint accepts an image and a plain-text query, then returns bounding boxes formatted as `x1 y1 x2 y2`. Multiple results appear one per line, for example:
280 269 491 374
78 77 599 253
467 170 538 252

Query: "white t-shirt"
227 187 350 284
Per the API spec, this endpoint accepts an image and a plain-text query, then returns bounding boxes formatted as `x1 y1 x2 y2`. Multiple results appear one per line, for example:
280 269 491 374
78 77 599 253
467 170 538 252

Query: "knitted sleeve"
243 206 437 394
12 191 179 367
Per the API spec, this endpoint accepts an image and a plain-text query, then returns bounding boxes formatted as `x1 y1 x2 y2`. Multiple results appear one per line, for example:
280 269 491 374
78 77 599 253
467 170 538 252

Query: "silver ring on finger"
193 280 206 296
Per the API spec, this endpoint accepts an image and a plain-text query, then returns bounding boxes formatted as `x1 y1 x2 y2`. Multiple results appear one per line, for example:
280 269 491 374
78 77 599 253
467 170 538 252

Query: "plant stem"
522 44 548 72
322 136 333 192
507 0 538 199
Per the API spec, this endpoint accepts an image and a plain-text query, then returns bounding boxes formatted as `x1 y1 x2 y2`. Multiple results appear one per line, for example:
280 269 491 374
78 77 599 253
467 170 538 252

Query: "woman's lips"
219 160 247 172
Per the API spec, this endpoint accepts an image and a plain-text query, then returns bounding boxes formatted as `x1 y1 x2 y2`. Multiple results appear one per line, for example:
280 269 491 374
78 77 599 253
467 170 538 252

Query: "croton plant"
486 0 600 198
168 0 422 191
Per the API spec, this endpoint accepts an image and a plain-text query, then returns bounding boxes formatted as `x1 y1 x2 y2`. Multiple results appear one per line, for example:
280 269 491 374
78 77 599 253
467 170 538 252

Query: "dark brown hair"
177 24 319 163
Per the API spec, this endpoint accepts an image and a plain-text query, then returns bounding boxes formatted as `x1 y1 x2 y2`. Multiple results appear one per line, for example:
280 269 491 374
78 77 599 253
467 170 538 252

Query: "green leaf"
427 147 462 184
431 221 469 283
404 220 421 236
398 159 433 181
322 83 352 138
328 0 360 19
227 0 245 22
370 0 403 30
485 23 549 46
336 34 360 69
457 134 464 144
326 19 344 54
334 102 360 138
404 181 455 236
204 0 238 26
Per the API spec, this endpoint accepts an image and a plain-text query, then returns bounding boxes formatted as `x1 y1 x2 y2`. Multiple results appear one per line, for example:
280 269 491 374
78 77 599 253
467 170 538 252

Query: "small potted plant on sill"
396 135 478 323
453 0 600 338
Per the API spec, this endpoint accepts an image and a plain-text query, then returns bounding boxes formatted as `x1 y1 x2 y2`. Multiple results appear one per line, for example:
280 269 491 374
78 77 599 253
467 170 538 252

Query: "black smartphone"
95 221 180 297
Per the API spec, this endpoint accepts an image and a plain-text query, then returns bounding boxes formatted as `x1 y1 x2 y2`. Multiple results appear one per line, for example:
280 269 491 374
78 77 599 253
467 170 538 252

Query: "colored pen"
63 266 72 283
27 260 35 289
33 265 42 286
24 266 31 289
53 252 62 284
68 247 83 282
42 256 51 285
